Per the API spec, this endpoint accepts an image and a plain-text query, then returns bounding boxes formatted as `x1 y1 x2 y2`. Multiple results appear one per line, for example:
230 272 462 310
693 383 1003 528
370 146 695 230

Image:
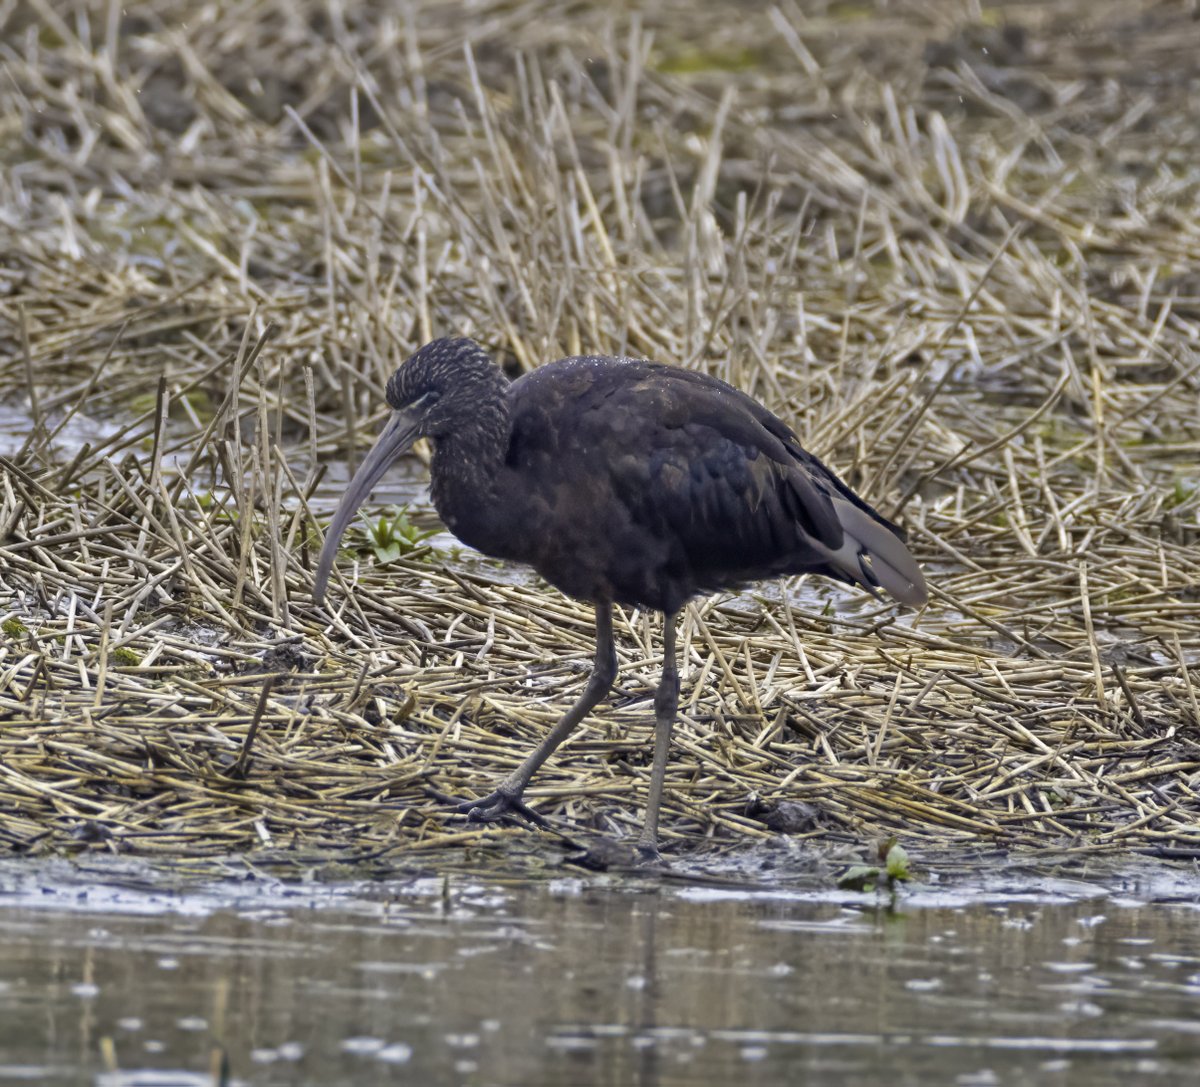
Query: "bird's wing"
505 358 926 607
600 366 926 606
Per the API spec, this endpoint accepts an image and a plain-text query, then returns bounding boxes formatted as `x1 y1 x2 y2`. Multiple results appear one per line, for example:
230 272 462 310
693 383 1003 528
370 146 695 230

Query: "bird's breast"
429 462 528 563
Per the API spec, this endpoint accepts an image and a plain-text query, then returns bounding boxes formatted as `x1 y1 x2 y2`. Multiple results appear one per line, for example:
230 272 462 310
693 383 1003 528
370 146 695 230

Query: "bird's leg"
459 601 616 824
636 610 680 860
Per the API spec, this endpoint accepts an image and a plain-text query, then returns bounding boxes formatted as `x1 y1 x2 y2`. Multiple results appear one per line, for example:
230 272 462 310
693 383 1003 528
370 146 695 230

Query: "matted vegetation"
1 0 1199 869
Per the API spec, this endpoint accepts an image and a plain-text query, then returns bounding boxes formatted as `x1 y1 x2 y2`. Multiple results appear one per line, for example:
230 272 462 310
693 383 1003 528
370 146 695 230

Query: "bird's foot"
634 838 663 865
454 786 550 830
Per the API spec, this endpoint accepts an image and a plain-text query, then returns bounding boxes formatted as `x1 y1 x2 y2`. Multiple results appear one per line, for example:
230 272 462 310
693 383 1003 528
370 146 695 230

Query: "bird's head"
383 337 496 440
312 337 501 604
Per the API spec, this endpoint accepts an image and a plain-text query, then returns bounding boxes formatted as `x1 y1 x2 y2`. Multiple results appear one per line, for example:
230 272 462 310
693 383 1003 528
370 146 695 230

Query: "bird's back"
491 356 925 614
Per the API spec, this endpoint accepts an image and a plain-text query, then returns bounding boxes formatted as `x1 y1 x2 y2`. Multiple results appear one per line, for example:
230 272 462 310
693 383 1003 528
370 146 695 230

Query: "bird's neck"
428 392 515 553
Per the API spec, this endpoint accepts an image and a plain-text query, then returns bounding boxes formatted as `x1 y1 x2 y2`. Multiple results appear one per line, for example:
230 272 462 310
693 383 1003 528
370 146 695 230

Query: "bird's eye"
410 390 440 410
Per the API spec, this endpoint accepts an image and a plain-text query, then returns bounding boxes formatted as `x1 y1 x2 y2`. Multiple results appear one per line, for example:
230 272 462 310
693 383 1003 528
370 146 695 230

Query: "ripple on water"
2 855 1200 1085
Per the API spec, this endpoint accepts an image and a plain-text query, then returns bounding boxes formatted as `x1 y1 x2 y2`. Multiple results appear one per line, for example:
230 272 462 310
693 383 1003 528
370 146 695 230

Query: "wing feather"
507 356 927 608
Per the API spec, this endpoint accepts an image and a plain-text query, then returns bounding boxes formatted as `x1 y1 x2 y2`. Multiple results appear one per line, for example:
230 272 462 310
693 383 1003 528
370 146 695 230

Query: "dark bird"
313 337 926 856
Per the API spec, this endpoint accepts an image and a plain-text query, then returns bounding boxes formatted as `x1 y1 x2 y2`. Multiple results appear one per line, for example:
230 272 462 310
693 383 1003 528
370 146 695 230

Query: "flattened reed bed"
1 0 1199 869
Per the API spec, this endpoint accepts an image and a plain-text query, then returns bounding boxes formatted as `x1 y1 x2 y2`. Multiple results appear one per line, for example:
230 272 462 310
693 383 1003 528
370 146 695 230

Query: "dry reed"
1 0 1198 869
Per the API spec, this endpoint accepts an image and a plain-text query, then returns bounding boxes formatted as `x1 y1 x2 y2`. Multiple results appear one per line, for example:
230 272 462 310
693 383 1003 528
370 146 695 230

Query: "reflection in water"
1 860 1200 1085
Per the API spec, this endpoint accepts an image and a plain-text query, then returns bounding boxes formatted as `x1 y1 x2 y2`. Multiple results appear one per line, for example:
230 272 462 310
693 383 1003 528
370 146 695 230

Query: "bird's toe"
634 840 664 866
462 793 513 822
452 787 549 828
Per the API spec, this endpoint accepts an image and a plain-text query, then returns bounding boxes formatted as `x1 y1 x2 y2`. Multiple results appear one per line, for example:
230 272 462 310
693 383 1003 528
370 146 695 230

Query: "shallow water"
0 403 125 461
2 856 1200 1086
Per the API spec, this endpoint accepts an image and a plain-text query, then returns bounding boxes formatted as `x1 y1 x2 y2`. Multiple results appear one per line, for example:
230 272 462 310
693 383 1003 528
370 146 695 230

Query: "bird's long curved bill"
312 410 420 604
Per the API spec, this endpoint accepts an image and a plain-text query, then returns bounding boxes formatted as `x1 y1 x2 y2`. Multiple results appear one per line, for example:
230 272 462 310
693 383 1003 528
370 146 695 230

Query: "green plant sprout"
838 838 913 893
357 506 436 564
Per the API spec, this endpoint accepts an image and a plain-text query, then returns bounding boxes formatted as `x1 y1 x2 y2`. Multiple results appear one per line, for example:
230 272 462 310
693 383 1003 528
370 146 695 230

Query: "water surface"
2 854 1199 1085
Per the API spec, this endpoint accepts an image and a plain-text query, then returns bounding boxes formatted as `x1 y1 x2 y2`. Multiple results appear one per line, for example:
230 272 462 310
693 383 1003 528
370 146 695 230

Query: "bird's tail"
818 497 928 607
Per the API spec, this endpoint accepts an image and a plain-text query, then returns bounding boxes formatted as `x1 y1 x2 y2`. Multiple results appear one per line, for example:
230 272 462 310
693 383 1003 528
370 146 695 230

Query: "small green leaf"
884 842 911 881
837 864 881 892
374 542 403 564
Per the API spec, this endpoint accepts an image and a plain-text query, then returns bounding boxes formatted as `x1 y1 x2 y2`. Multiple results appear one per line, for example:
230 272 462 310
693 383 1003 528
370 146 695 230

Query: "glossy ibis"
313 337 926 855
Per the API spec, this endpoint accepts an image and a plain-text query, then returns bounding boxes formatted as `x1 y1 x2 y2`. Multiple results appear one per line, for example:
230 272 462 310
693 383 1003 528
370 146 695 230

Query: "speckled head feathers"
385 337 500 409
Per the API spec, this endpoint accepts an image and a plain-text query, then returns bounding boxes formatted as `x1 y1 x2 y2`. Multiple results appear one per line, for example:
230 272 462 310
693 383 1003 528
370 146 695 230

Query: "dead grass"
1 0 1199 867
